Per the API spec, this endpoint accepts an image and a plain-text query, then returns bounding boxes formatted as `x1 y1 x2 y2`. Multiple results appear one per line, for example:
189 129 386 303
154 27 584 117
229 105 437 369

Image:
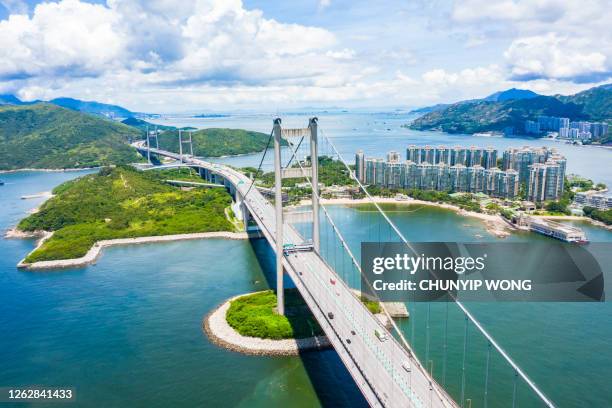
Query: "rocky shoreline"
13 231 248 270
0 167 100 174
203 293 331 356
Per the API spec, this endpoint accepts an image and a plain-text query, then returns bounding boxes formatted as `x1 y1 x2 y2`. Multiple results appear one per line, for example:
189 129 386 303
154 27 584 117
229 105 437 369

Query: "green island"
0 103 141 170
18 166 234 263
226 290 323 340
226 290 382 340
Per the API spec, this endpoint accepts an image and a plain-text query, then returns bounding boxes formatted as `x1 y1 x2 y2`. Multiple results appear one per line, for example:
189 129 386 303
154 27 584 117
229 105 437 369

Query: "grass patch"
361 296 382 314
226 290 323 340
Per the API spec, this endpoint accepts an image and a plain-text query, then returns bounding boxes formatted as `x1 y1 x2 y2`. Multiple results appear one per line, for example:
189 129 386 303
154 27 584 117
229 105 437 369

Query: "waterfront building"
558 127 570 138
573 192 612 210
360 146 564 200
502 146 554 184
385 161 404 189
537 116 570 132
406 145 420 163
365 158 385 185
482 147 497 169
405 145 496 168
420 146 435 164
571 121 591 133
526 160 564 202
449 164 468 192
590 122 609 140
525 120 540 135
435 162 452 191
466 165 485 193
528 217 588 243
387 151 401 163
355 150 365 183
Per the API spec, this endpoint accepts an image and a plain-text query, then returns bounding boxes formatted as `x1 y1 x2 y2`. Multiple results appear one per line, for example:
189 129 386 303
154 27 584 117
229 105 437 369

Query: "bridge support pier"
273 118 285 316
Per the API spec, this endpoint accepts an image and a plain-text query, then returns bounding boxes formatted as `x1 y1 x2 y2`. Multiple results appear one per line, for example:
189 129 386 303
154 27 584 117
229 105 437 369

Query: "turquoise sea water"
1 114 611 407
0 171 367 407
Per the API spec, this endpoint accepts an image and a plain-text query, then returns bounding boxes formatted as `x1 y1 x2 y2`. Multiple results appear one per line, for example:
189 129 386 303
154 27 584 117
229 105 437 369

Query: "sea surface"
1 112 611 407
149 111 612 189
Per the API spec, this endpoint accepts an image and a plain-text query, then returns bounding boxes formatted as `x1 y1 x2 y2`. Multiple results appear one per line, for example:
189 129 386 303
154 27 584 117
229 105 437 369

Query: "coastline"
532 214 612 231
0 166 100 174
204 292 331 356
313 197 514 238
14 231 248 270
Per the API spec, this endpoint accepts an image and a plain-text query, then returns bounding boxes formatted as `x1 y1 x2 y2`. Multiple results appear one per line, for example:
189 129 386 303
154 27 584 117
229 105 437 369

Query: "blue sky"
0 0 610 112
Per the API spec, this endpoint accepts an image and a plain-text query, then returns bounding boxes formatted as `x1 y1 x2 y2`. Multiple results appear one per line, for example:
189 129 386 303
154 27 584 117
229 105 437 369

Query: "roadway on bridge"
134 142 457 408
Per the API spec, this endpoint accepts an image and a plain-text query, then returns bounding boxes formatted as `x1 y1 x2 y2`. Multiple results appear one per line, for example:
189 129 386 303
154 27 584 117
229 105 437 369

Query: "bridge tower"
272 118 285 315
178 129 194 162
309 117 320 252
272 117 321 316
145 126 160 164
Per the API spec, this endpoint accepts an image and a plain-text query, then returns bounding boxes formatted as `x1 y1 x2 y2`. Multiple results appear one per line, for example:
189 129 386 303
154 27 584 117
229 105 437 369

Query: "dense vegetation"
0 104 141 170
157 128 276 157
409 84 611 141
361 296 382 314
244 156 356 188
557 84 612 123
583 207 612 225
240 156 356 204
19 166 233 262
226 290 322 339
410 96 586 134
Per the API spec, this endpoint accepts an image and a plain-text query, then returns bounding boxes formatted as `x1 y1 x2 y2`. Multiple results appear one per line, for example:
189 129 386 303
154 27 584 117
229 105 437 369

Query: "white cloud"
0 0 124 79
325 48 356 60
422 65 503 87
0 0 609 111
505 33 608 81
451 0 612 83
318 0 331 11
0 0 338 87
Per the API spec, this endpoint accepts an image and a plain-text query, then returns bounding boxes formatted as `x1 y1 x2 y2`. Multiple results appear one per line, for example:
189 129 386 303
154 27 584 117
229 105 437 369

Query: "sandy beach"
306 197 514 238
15 231 249 270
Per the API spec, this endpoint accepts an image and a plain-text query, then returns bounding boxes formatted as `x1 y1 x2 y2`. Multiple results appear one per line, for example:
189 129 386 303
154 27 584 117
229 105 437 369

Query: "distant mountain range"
0 94 138 118
0 102 277 170
409 84 612 142
0 103 141 170
409 88 541 115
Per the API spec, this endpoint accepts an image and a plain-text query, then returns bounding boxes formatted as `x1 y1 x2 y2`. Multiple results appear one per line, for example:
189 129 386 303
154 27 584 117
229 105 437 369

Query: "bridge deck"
135 143 457 408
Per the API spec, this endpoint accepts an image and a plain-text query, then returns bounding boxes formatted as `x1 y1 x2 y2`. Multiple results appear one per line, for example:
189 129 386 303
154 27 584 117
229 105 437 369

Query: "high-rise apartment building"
362 145 563 201
405 145 497 168
355 150 365 183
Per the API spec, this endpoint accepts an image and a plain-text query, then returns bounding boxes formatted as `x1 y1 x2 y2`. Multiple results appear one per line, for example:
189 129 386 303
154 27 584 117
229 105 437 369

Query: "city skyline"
0 0 611 112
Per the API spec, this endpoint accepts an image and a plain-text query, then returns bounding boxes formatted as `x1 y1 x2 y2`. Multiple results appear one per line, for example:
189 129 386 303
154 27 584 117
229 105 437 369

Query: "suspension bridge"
133 118 556 408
